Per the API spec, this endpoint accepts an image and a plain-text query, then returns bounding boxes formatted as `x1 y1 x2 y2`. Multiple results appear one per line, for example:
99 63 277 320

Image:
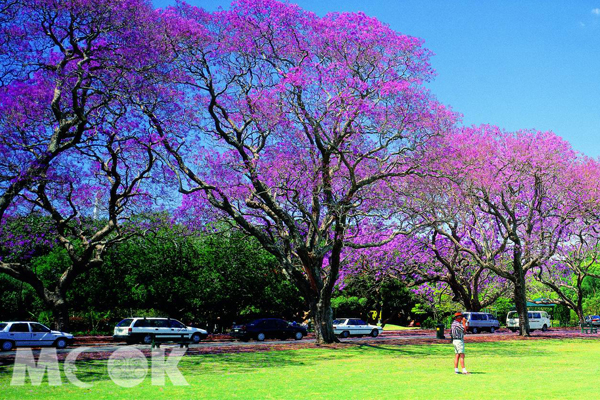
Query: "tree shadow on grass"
183 350 344 376
0 358 108 385
0 348 341 381
0 340 564 382
350 341 554 359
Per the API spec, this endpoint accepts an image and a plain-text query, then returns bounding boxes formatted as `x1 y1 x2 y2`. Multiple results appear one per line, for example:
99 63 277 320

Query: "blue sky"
153 0 600 158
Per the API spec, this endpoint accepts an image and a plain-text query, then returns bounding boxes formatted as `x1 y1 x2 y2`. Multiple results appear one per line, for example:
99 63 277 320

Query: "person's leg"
453 341 461 373
460 353 469 374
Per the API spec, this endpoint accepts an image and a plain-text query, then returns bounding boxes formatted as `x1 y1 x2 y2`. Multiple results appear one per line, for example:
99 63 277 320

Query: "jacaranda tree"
0 0 164 220
147 0 456 343
1 118 158 330
406 126 586 335
532 158 600 323
385 232 509 312
0 0 168 330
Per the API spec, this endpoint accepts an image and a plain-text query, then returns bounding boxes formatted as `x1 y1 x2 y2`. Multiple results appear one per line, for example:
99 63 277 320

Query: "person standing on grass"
451 312 469 375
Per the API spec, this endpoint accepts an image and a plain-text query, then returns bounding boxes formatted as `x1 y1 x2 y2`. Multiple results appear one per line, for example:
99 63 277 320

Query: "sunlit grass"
0 339 598 399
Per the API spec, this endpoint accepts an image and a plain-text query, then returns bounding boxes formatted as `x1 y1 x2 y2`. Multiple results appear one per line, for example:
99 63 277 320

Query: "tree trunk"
576 281 585 324
575 308 585 325
463 294 482 312
447 279 481 312
309 296 339 344
513 277 530 336
47 292 70 332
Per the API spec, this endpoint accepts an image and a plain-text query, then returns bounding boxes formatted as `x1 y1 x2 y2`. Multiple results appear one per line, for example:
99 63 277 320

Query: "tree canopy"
2 0 600 340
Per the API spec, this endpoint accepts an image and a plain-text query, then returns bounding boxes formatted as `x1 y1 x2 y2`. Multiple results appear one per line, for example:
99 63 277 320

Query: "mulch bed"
73 329 436 345
72 327 587 345
74 334 239 345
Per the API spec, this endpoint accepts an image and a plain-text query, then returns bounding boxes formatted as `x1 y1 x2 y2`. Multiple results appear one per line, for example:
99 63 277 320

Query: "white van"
506 311 551 332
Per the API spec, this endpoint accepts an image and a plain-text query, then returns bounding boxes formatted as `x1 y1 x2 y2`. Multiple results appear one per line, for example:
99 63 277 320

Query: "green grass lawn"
0 339 598 399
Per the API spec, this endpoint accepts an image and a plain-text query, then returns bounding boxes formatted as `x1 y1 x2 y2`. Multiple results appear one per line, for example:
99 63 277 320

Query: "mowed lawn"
0 339 599 399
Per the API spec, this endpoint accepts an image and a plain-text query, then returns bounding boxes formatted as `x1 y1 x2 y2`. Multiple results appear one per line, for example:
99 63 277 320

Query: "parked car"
113 317 208 345
506 311 551 332
0 321 74 351
462 312 500 334
584 315 600 326
333 318 383 338
230 318 307 341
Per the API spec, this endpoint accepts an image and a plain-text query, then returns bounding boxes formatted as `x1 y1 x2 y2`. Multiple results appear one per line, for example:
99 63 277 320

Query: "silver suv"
113 317 208 344
462 312 500 334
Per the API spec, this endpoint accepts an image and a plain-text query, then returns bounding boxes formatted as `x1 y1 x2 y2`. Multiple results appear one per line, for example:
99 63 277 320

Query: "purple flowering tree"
398 233 509 312
0 121 158 331
0 0 163 220
147 0 456 343
0 0 168 330
531 159 600 323
339 228 509 313
406 126 585 336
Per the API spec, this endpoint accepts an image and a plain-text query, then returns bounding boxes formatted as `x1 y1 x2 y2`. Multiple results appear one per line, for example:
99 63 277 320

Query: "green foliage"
331 296 368 318
0 274 45 321
65 224 306 331
420 316 437 329
582 273 600 316
491 297 514 326
411 303 428 315
379 279 417 324
426 292 460 321
554 304 571 327
582 270 600 296
0 216 307 332
30 247 71 285
333 273 417 324
583 295 600 316
36 311 53 327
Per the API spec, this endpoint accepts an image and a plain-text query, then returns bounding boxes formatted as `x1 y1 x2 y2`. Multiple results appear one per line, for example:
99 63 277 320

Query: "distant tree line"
0 216 306 333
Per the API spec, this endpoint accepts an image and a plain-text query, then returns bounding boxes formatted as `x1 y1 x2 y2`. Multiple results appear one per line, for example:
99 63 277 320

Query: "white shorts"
453 339 465 354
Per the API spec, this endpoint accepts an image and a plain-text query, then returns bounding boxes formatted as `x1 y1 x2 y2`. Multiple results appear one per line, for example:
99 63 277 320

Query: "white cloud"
592 8 600 15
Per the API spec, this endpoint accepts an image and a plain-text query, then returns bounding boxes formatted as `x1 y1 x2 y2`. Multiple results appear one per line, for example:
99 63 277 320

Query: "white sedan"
333 318 383 338
0 321 74 351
